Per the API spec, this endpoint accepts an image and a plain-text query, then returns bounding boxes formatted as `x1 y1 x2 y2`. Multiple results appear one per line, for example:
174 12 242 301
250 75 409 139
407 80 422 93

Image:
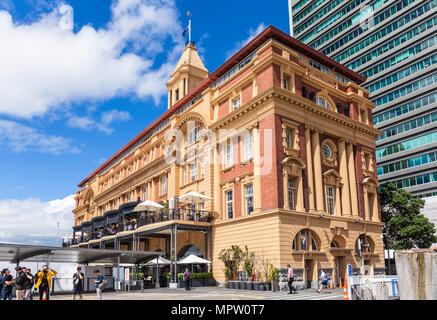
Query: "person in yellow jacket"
35 265 57 300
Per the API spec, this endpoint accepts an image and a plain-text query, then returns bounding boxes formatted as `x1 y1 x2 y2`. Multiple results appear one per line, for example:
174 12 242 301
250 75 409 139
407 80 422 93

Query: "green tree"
218 245 245 281
379 183 437 249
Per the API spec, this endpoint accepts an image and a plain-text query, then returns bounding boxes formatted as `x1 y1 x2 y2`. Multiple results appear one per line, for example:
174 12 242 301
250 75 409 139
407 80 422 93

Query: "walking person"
22 267 34 300
287 264 297 294
35 265 57 300
1 269 14 300
14 266 26 300
93 269 104 300
316 269 329 293
183 268 191 291
72 267 84 300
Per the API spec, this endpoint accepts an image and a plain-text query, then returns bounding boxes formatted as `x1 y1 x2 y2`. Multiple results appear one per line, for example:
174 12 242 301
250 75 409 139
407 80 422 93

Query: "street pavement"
52 287 345 300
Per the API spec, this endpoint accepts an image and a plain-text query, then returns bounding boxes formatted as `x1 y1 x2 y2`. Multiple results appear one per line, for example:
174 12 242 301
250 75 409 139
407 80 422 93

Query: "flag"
182 25 189 37
187 11 191 17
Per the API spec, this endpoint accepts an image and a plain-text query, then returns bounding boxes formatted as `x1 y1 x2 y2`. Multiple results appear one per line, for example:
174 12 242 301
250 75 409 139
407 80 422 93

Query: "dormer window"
309 59 329 74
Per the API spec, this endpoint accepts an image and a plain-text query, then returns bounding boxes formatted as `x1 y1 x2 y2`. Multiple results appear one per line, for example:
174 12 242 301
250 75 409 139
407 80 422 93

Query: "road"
52 287 345 300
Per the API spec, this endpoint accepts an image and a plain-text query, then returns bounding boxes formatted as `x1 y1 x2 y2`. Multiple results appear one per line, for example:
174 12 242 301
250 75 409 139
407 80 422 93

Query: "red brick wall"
242 82 253 104
256 63 281 94
219 99 229 118
294 75 303 96
349 102 359 121
259 113 283 210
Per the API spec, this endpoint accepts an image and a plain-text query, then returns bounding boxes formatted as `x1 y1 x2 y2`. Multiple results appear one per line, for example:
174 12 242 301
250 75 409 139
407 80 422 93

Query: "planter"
245 281 253 290
271 281 279 292
238 281 245 290
253 282 260 290
265 282 271 291
259 284 265 291
228 281 235 289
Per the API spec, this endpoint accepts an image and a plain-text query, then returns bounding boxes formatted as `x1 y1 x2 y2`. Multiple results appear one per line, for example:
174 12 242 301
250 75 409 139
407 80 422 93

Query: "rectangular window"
200 158 205 178
188 126 200 145
225 143 232 168
309 59 329 74
286 129 292 148
233 97 241 110
326 186 335 215
288 178 295 210
190 162 197 182
161 176 167 195
245 184 253 215
283 77 289 89
183 166 187 185
243 134 253 161
226 190 233 219
114 199 118 208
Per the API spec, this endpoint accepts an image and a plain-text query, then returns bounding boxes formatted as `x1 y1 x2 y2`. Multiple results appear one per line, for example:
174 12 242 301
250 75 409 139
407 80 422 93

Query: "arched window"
292 229 320 251
323 144 332 159
179 245 203 259
315 96 332 110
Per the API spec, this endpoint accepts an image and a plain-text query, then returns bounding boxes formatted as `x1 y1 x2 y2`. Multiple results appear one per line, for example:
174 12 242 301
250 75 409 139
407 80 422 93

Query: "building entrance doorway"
304 259 315 289
335 256 346 287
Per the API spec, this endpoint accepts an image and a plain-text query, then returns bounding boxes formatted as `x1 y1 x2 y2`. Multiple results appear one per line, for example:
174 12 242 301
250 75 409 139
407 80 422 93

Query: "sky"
0 0 292 245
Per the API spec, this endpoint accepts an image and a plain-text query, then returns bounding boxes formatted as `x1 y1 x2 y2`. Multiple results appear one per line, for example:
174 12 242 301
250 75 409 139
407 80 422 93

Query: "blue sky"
0 0 291 245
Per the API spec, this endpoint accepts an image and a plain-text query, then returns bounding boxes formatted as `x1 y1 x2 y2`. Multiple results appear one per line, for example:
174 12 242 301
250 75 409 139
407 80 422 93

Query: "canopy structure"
134 200 164 212
143 256 171 266
177 254 211 265
178 191 213 204
0 243 163 266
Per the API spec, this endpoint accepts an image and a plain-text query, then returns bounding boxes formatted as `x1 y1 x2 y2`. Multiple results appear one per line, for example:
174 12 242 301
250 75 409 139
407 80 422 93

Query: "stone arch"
355 234 375 253
330 235 346 248
175 112 207 131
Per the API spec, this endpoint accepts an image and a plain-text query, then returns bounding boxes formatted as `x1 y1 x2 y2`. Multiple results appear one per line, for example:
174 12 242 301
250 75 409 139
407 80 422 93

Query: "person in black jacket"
14 266 26 300
22 267 34 300
72 267 84 300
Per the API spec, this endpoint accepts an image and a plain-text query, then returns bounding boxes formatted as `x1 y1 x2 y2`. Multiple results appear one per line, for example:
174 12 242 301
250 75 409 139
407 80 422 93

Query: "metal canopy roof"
0 243 163 265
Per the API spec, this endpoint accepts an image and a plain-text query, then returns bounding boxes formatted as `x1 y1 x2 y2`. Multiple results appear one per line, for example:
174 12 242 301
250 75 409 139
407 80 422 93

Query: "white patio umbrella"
178 192 212 221
133 200 164 212
144 256 171 266
178 191 213 203
177 254 211 273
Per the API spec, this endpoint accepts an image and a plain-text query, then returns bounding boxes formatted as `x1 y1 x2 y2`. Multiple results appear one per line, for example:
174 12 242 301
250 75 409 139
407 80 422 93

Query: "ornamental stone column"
338 139 351 216
305 126 315 212
311 129 324 213
253 127 262 213
346 142 359 216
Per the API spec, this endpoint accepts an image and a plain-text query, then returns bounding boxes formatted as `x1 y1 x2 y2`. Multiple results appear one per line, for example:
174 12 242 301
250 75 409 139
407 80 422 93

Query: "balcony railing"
67 209 213 246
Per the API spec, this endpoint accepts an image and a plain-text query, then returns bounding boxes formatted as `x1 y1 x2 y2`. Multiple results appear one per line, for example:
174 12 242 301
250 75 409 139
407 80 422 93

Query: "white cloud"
0 119 81 154
0 195 75 246
226 23 266 59
0 0 184 119
66 109 132 134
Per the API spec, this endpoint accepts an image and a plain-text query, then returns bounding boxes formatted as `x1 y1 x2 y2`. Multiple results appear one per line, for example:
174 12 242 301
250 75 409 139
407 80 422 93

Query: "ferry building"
70 25 385 288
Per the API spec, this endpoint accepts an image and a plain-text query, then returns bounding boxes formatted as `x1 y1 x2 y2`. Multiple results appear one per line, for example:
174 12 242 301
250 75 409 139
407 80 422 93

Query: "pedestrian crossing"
195 288 344 300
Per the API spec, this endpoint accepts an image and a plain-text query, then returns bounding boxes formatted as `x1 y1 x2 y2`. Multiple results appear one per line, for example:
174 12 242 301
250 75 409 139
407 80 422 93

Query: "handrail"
68 209 213 246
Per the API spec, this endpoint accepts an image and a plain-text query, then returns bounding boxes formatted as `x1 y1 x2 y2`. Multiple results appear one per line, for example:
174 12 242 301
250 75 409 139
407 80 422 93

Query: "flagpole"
188 19 191 44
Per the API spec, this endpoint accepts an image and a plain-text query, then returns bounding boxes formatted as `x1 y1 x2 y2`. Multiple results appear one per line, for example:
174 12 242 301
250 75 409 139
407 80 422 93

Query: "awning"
91 216 105 229
104 210 121 225
0 243 163 265
81 221 93 233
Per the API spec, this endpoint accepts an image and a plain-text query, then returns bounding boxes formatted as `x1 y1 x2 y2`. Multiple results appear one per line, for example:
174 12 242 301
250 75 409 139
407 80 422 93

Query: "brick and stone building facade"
71 26 385 288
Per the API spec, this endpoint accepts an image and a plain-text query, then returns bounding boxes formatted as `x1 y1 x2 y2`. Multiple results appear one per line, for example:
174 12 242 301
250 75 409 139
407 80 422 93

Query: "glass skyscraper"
292 0 437 198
